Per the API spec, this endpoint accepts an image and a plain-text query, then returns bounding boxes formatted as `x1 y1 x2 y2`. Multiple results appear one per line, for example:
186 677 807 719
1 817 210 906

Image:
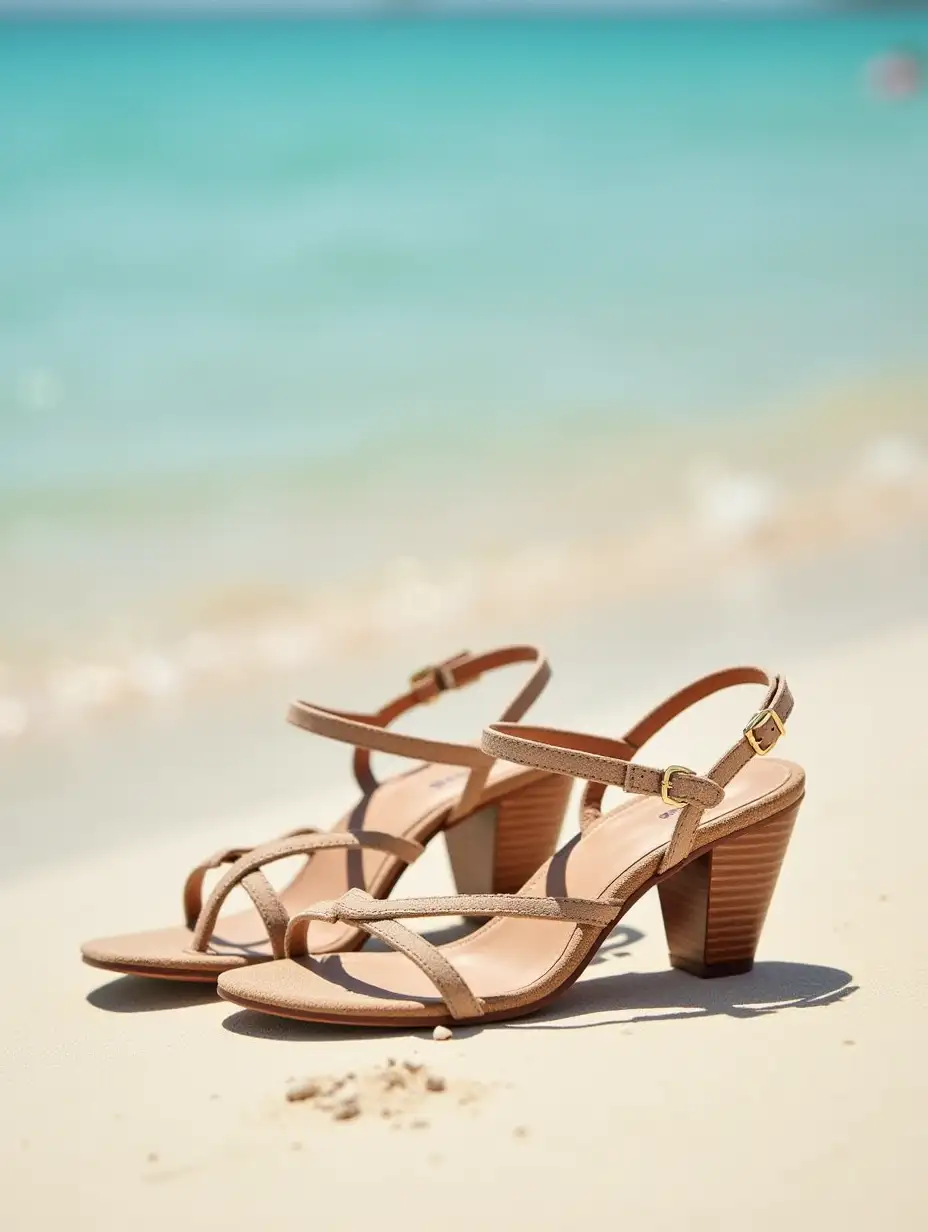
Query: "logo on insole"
429 769 468 790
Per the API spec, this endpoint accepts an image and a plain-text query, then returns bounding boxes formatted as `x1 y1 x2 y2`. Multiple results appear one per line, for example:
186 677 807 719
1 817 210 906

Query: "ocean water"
2 16 927 739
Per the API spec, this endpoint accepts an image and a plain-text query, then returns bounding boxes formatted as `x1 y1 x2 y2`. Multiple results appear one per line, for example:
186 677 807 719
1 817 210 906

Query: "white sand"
1 621 925 1231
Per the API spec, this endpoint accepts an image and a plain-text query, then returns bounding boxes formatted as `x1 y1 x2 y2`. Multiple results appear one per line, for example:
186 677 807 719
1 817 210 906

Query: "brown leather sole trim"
215 986 549 1029
217 791 805 1030
669 956 754 978
81 955 224 983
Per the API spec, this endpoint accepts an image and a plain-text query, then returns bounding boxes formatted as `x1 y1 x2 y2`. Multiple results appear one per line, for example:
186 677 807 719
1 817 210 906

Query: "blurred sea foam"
2 15 927 741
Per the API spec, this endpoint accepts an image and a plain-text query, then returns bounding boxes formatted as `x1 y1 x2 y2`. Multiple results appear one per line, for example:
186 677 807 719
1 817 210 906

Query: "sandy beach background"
2 12 927 1231
2 597 926 1230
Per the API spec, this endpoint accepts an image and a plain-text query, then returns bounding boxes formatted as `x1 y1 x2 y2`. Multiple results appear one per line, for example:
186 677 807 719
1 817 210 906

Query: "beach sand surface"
1 619 925 1231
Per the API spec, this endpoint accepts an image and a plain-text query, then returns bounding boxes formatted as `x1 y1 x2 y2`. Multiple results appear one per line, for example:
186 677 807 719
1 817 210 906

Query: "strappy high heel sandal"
216 667 804 1025
81 645 570 982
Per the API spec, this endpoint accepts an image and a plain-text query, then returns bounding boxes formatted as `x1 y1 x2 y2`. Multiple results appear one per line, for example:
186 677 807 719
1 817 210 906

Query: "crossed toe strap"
285 887 619 1020
184 830 425 960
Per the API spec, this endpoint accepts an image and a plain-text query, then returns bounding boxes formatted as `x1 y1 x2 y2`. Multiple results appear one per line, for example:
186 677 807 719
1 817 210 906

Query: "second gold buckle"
409 665 441 702
744 709 786 756
409 659 462 702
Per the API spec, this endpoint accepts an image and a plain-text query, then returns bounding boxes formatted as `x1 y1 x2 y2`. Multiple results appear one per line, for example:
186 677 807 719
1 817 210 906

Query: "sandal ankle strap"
481 724 725 810
482 666 792 871
287 644 551 819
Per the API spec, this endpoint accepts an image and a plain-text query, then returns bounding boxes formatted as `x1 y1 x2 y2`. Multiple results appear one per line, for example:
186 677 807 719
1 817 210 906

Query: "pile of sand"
284 1059 483 1129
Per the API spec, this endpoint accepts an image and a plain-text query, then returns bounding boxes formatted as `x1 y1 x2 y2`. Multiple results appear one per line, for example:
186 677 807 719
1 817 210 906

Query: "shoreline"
2 523 926 882
2 396 926 748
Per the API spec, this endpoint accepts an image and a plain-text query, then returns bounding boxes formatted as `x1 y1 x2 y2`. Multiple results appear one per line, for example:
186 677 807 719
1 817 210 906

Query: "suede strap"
288 644 550 821
482 666 792 871
186 830 425 959
285 887 622 1020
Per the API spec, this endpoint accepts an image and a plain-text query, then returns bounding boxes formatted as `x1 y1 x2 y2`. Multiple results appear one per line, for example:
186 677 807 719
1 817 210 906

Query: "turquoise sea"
2 16 927 738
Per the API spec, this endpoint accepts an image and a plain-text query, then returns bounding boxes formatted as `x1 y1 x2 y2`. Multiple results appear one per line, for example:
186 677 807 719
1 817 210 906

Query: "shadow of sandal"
86 974 218 1013
587 925 644 964
363 920 644 956
220 1007 420 1044
361 918 473 951
510 960 857 1030
220 959 854 1042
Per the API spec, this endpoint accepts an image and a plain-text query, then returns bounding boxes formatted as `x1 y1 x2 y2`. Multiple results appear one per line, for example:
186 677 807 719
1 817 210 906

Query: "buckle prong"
409 652 469 703
409 665 442 703
661 765 695 808
744 709 786 756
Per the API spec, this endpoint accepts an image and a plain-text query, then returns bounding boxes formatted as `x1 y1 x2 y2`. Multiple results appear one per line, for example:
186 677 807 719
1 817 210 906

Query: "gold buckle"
661 765 695 808
409 653 468 702
744 709 785 756
409 664 442 702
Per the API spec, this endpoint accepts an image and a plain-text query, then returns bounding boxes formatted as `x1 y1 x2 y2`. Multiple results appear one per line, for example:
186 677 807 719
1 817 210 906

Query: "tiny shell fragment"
333 1096 360 1121
286 1079 321 1102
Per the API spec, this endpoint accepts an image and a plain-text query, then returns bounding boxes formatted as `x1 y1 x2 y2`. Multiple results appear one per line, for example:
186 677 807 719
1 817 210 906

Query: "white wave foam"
48 663 126 718
126 654 184 699
2 408 926 744
0 696 28 739
689 466 783 543
859 436 924 487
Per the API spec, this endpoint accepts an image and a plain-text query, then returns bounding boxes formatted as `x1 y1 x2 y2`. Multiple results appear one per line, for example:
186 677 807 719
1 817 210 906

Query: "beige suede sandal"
81 645 570 982
216 667 803 1026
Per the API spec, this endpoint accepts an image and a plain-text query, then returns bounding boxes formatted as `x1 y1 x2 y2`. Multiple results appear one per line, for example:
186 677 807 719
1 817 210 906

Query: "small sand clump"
332 1096 361 1122
284 1061 479 1127
286 1079 322 1102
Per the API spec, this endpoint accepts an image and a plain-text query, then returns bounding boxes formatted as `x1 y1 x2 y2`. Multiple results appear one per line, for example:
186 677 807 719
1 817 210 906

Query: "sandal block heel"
445 772 571 910
658 800 801 978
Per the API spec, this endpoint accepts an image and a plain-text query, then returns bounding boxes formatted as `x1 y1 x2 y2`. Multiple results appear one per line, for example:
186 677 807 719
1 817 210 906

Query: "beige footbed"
216 756 804 1027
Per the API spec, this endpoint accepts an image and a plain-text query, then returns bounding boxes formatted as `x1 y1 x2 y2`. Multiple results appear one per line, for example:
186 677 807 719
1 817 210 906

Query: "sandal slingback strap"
287 644 550 818
482 665 792 873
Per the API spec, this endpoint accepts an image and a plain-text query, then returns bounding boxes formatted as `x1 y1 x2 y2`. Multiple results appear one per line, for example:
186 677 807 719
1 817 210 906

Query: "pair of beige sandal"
82 644 803 1029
